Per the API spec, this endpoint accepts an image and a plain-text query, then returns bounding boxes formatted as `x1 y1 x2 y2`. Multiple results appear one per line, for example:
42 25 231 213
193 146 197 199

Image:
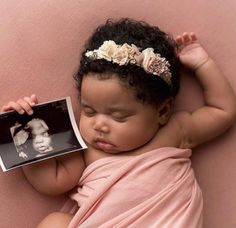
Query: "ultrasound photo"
0 97 87 171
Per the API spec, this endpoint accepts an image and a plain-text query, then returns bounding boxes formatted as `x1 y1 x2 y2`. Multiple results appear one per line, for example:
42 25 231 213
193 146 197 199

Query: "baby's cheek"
79 119 91 139
45 137 52 145
119 128 150 149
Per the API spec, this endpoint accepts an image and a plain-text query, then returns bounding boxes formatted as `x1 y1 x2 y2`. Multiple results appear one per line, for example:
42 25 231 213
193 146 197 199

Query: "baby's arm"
22 152 85 195
1 95 85 195
175 33 236 148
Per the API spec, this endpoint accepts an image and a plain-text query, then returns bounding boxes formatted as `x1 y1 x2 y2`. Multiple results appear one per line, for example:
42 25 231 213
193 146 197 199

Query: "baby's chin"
92 143 137 155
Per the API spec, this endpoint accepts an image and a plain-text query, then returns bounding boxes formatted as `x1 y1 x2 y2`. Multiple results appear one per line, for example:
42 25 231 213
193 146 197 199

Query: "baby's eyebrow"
81 100 134 114
107 106 133 114
81 100 91 107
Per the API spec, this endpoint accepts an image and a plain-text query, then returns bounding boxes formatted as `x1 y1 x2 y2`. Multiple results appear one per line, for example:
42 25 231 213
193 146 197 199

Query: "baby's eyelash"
111 114 130 122
82 107 96 116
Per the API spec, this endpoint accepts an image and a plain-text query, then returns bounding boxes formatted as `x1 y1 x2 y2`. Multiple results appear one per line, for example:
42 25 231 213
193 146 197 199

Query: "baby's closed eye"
111 112 132 122
82 106 96 116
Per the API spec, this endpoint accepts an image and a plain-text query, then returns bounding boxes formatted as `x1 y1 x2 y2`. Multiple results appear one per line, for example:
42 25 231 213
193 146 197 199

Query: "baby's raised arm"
1 95 85 195
175 33 236 148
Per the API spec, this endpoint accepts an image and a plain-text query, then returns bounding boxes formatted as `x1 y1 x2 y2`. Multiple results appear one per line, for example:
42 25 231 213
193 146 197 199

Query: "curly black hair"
75 18 181 106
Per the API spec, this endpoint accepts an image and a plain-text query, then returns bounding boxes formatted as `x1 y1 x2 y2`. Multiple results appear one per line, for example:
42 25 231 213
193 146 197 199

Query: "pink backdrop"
0 0 235 227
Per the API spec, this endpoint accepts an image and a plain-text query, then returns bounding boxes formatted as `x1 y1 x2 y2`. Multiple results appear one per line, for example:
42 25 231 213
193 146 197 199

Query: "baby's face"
79 74 160 154
30 121 53 153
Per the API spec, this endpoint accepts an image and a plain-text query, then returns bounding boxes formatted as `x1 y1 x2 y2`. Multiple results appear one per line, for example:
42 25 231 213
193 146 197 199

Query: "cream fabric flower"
97 40 118 61
113 45 130 65
113 43 139 65
141 48 157 71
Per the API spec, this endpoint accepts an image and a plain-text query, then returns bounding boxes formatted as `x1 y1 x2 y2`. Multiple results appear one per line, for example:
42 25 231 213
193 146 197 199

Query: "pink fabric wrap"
67 147 203 227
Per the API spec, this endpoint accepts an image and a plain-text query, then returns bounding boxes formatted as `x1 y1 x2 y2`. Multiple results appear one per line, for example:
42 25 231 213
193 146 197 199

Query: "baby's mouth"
36 146 48 152
94 138 116 151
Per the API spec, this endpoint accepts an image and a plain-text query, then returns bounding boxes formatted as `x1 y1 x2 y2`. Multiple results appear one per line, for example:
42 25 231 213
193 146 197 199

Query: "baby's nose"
93 116 109 133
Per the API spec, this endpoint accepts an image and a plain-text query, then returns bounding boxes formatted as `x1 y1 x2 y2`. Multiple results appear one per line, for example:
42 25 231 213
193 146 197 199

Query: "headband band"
85 40 172 86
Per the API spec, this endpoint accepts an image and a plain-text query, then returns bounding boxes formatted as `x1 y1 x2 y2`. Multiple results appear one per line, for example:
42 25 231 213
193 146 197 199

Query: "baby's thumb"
30 94 38 105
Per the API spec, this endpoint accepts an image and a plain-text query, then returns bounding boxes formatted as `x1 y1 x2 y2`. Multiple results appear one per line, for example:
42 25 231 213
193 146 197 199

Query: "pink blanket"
66 147 203 227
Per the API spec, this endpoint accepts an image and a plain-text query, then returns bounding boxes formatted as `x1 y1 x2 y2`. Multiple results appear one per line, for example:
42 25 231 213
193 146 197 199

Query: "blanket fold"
66 147 203 228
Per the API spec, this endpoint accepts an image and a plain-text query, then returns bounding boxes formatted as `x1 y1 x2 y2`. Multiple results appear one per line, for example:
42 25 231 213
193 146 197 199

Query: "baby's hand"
176 33 209 71
19 151 28 159
1 94 38 115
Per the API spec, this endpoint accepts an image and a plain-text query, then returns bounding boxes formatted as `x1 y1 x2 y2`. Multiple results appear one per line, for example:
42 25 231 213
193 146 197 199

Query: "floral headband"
85 40 172 86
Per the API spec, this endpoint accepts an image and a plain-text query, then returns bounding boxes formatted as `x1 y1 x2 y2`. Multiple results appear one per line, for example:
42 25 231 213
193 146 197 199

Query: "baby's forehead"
28 119 48 134
29 120 43 128
31 126 47 135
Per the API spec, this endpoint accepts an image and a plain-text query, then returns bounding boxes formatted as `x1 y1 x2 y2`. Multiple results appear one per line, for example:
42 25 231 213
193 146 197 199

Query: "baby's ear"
158 97 173 126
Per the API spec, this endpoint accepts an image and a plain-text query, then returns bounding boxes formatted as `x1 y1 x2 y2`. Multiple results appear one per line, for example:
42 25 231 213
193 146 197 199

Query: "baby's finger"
24 96 36 106
190 32 197 42
16 99 34 115
30 94 38 104
182 33 191 43
175 35 183 45
3 101 25 114
1 104 12 112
